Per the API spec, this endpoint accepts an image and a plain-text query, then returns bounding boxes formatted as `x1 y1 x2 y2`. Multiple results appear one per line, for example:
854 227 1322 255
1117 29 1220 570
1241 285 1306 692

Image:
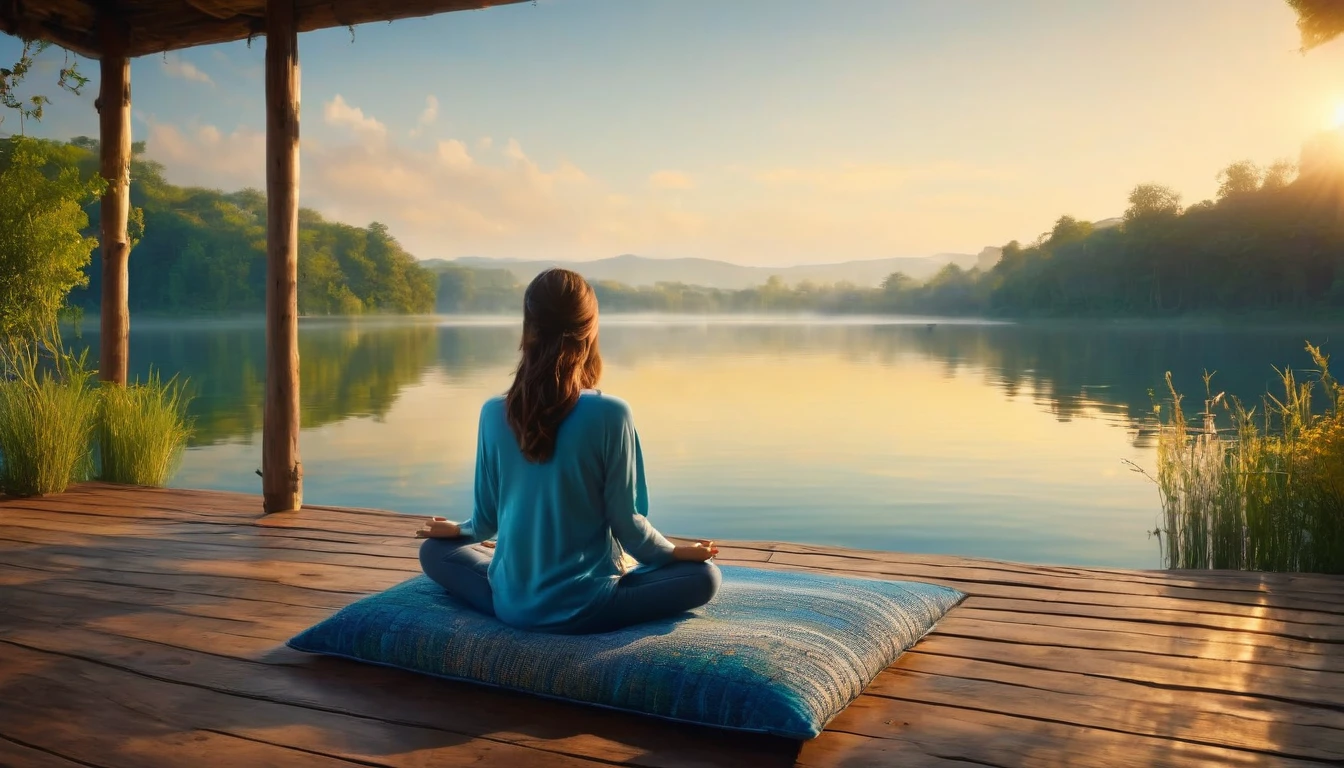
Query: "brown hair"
505 268 603 462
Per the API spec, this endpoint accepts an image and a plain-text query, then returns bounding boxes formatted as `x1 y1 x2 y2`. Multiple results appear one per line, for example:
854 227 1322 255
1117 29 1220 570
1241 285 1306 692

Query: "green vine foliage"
0 39 89 133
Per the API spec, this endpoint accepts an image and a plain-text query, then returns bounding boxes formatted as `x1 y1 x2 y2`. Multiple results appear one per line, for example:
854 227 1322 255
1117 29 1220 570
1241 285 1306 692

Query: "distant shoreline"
63 310 1344 333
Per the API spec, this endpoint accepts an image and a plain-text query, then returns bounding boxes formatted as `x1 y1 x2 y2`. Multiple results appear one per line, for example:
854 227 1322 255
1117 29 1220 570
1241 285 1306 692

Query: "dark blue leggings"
418 537 720 634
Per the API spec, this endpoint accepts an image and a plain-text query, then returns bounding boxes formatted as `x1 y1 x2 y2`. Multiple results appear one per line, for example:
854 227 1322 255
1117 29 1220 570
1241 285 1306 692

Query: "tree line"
438 132 1344 319
9 130 1344 321
879 131 1344 318
0 136 436 319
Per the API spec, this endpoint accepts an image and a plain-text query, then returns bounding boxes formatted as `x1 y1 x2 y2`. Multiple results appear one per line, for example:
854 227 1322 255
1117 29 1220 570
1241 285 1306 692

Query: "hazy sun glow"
1333 103 1344 130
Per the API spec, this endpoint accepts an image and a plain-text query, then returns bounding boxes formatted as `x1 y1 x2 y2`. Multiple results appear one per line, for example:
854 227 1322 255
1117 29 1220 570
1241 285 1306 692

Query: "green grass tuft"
97 370 194 487
1146 343 1344 573
0 338 98 497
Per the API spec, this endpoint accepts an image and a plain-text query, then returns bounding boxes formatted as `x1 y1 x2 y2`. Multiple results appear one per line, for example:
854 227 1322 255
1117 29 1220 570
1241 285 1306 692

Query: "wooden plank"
769 551 1344 615
0 556 382 609
0 735 89 768
27 487 1344 592
96 17 132 387
931 615 1344 673
262 0 303 514
766 540 1344 595
0 514 426 560
0 498 392 535
0 640 615 768
0 517 771 580
947 606 1341 658
0 623 799 768
879 653 1344 747
6 585 1338 764
869 665 1344 761
0 651 366 768
912 635 1344 708
3 484 1342 768
13 570 1340 726
807 696 1325 768
964 595 1344 644
3 557 1336 763
765 554 1344 626
794 731 974 768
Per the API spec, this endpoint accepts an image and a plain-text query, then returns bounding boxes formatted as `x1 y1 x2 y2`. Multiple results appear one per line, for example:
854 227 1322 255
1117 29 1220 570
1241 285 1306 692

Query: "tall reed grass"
0 330 195 497
0 336 99 496
1147 344 1344 573
97 370 194 486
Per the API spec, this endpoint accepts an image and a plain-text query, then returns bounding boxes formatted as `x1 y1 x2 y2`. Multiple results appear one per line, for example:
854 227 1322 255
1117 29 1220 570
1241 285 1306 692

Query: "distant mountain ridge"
422 252 993 289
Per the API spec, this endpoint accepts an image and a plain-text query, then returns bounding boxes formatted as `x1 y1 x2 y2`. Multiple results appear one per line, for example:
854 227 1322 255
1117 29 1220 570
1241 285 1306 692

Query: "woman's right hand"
673 540 719 562
415 517 463 539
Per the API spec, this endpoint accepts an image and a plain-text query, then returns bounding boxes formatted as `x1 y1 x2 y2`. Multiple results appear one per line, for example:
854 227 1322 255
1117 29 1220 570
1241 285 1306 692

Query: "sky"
5 0 1344 267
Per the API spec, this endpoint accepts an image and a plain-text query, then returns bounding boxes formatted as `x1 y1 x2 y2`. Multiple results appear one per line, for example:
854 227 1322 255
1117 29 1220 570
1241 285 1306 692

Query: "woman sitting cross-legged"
416 268 720 634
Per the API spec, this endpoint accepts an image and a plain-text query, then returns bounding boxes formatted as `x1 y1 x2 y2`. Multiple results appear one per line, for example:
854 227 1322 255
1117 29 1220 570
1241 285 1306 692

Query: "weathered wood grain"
262 0 304 515
1 482 1341 768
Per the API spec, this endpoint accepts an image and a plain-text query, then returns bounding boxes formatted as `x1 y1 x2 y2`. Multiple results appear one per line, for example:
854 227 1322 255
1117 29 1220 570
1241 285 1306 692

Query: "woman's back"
465 391 675 631
418 267 717 634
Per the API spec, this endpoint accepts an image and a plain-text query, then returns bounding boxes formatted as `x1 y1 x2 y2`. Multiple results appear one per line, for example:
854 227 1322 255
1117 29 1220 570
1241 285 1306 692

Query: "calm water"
79 316 1344 569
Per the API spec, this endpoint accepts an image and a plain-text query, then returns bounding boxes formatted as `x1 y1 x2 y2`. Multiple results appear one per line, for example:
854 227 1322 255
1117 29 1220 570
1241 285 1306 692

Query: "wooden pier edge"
0 482 1341 768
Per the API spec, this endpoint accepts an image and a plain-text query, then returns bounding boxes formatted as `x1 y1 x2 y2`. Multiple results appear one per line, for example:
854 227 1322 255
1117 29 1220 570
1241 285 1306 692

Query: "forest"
7 130 1344 320
436 130 1344 319
968 130 1344 318
0 136 436 317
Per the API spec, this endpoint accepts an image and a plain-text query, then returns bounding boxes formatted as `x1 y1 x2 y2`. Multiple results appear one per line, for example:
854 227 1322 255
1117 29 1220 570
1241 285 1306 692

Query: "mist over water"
75 315 1343 568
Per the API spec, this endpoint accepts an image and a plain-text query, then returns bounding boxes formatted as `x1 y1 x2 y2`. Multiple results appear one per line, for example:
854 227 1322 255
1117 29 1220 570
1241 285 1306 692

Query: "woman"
416 268 720 634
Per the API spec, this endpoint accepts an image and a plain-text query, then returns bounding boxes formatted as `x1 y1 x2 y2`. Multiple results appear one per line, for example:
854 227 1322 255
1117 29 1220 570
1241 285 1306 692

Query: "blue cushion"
287 565 964 739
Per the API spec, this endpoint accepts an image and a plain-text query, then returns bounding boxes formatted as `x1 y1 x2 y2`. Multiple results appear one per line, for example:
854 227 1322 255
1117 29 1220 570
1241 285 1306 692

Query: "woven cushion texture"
288 564 963 739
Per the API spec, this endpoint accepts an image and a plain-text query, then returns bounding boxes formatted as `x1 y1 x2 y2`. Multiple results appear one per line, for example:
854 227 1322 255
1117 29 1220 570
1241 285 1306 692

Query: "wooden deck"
0 484 1342 767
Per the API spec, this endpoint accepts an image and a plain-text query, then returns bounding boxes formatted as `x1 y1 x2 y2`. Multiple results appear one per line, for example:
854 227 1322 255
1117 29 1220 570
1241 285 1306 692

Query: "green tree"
1216 160 1262 201
882 271 916 293
1047 215 1094 247
0 138 102 338
1124 183 1182 223
1287 0 1344 50
1 39 88 133
1261 159 1298 190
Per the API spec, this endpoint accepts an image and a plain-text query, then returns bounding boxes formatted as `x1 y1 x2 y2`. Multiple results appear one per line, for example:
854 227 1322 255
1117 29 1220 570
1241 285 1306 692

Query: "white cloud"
649 170 694 190
144 121 264 189
139 116 1021 265
162 56 213 86
436 139 472 169
322 95 387 142
410 95 439 137
503 138 527 163
753 162 1011 194
143 118 702 261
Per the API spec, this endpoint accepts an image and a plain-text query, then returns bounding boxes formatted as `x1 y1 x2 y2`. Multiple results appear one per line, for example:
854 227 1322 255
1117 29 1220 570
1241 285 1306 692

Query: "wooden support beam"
97 19 131 387
262 0 302 514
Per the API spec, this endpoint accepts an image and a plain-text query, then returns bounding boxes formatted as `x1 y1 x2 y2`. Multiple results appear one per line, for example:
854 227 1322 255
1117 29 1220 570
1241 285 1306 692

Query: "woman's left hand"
415 517 463 539
672 540 719 562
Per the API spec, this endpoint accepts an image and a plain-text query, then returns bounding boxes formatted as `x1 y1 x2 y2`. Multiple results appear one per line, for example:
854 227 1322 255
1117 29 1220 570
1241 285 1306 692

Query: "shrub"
0 338 98 496
1148 344 1344 573
98 370 193 487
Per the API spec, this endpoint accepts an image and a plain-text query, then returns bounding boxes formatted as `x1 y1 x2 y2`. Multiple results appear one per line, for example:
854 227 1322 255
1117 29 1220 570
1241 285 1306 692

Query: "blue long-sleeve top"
458 391 677 631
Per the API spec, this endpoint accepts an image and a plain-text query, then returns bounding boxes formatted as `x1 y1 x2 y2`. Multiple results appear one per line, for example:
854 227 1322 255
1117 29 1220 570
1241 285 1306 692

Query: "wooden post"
263 0 303 513
97 22 131 386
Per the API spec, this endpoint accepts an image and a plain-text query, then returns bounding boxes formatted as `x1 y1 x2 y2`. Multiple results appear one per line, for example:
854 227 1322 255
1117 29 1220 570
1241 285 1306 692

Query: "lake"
78 315 1344 569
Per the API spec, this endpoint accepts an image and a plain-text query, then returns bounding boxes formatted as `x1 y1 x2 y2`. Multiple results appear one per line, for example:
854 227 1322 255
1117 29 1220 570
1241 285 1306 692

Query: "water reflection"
72 316 1340 568
85 318 440 445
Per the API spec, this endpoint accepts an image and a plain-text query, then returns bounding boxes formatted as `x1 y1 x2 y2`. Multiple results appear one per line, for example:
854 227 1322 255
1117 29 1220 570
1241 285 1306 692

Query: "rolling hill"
421 251 992 289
